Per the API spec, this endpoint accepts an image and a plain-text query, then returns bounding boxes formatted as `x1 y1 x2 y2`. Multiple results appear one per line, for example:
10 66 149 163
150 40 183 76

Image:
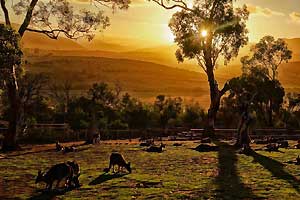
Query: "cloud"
247 4 285 17
289 12 300 22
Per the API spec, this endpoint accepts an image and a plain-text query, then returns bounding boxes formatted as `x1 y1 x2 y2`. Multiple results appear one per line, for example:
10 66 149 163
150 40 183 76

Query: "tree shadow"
214 141 262 199
249 150 300 193
88 173 127 185
28 188 71 200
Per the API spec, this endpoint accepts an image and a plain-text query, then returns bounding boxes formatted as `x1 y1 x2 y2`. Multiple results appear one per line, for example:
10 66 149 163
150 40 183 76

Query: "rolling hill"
25 54 300 109
21 32 85 51
26 55 231 108
20 33 300 108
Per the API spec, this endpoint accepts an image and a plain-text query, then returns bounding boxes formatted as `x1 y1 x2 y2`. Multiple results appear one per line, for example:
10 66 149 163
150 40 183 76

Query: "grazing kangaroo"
278 140 289 148
56 141 64 151
266 143 279 152
104 153 131 173
36 163 73 190
146 143 165 153
63 146 77 153
66 161 81 188
296 156 300 165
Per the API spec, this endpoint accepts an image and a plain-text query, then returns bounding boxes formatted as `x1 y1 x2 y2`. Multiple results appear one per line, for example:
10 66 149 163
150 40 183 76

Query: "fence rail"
1 126 300 144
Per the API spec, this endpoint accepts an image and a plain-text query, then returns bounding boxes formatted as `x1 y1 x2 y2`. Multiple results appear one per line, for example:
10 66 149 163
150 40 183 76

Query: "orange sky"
2 0 300 46
89 0 300 45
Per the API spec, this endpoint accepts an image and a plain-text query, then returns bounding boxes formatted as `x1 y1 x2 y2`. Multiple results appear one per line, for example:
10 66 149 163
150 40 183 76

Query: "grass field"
1 140 300 199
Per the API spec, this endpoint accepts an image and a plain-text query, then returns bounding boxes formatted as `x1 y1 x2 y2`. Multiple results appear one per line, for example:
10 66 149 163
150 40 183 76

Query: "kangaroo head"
126 162 132 173
35 170 44 184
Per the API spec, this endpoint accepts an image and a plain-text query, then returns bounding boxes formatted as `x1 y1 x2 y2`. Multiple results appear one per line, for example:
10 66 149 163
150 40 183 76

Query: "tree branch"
26 27 89 40
152 0 192 11
18 0 39 37
220 81 230 96
0 0 11 26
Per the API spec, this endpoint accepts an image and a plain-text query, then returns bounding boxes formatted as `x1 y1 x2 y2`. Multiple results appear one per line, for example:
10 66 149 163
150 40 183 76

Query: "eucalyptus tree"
155 0 249 135
241 36 292 126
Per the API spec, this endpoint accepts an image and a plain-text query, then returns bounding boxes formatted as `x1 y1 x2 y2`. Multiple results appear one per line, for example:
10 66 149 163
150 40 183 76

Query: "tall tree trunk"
268 99 273 127
2 65 20 151
204 68 221 137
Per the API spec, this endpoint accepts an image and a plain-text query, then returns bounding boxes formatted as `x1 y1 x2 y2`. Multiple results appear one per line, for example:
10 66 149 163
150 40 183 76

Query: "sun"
163 26 175 43
201 30 208 37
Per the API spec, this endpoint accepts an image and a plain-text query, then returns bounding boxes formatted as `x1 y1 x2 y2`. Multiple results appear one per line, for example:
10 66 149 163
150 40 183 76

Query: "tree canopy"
169 0 249 70
241 36 292 80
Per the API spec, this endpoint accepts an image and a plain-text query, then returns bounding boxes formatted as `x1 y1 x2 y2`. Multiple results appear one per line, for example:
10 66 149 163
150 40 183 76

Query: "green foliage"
11 0 131 40
120 93 152 129
154 95 183 128
89 82 117 107
169 0 249 67
242 36 292 80
225 66 285 128
108 119 128 129
181 101 206 128
0 24 22 68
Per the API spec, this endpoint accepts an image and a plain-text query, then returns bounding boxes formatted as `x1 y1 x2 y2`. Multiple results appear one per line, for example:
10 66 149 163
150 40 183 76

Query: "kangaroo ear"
38 170 41 175
128 162 131 166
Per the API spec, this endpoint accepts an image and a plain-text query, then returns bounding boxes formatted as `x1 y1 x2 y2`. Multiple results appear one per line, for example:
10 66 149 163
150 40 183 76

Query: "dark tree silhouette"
228 66 285 147
0 0 130 151
164 0 249 135
242 36 292 126
154 95 182 131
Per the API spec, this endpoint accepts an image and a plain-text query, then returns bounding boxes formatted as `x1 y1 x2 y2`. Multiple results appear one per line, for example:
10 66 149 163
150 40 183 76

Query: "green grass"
1 140 300 199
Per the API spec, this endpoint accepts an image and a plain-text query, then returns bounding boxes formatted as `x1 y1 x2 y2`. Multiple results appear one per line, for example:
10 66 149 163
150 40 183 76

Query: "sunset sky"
2 0 300 46
88 0 300 45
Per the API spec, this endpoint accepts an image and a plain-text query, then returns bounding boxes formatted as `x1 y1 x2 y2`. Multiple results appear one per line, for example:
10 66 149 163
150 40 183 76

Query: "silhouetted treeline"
1 73 300 142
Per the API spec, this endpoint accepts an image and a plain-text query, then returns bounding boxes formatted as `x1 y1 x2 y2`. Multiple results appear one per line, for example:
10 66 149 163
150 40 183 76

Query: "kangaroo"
266 143 279 152
66 161 80 188
104 153 131 173
63 146 77 153
146 143 165 153
36 163 73 190
296 156 300 165
278 140 289 148
56 141 64 152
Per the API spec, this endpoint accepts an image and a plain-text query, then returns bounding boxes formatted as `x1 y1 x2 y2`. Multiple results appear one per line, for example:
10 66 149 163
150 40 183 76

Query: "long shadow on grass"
28 188 70 200
214 141 262 200
89 173 126 185
249 150 300 193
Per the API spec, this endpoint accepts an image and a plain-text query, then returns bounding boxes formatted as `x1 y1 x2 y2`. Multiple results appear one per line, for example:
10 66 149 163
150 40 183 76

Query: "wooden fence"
1 125 300 144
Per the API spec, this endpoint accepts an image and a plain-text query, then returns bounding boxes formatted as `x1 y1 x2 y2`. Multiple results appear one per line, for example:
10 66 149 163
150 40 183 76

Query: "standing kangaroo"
66 161 80 188
36 163 73 190
104 153 131 173
56 141 64 151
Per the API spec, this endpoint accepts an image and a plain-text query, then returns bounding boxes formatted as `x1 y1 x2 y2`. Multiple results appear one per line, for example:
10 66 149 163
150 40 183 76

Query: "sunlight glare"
201 30 208 38
163 25 175 43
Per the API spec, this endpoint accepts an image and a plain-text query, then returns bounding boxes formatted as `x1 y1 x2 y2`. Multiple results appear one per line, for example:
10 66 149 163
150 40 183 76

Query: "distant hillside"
26 55 232 107
21 32 85 50
284 38 300 62
24 53 300 108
